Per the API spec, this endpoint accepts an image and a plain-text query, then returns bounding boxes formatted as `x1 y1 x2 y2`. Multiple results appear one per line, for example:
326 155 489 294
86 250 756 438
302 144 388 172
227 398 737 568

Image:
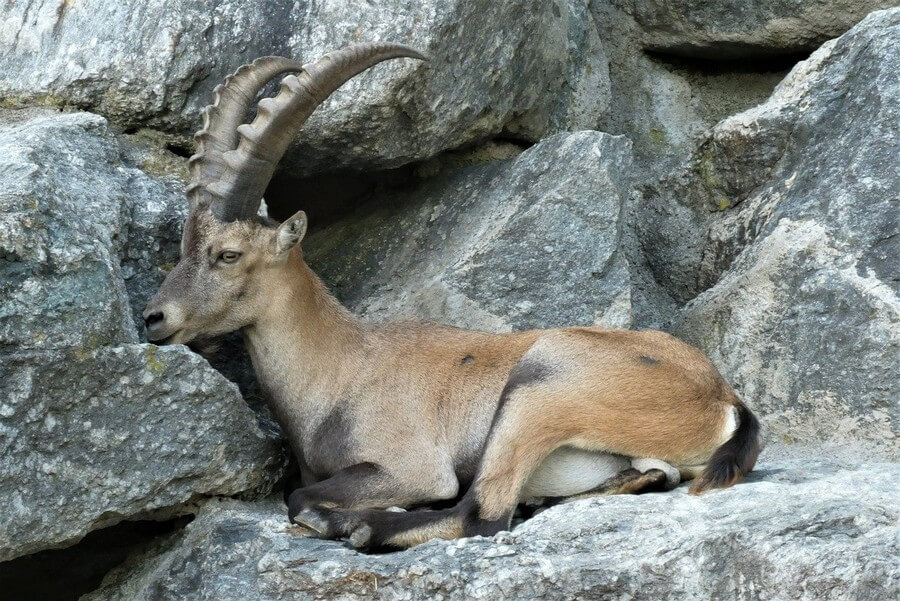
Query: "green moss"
648 127 669 149
125 128 189 181
145 345 166 374
140 153 187 179
697 149 736 211
698 150 720 190
0 93 69 110
72 331 112 360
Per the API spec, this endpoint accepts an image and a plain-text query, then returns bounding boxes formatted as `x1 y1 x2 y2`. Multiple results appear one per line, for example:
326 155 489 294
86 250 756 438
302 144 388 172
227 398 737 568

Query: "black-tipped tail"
690 403 761 494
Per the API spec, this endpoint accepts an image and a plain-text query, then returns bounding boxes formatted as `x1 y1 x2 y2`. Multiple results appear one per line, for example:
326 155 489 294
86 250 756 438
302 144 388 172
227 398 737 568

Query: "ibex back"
144 43 761 550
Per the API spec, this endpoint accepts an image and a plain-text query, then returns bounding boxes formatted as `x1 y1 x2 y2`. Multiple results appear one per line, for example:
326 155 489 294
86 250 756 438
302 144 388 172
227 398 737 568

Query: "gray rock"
697 8 899 294
85 450 900 601
590 1 792 177
0 0 607 177
0 344 283 562
641 8 900 303
619 0 896 58
677 219 899 454
306 131 635 331
654 9 900 453
0 110 284 561
0 109 190 351
1 110 137 351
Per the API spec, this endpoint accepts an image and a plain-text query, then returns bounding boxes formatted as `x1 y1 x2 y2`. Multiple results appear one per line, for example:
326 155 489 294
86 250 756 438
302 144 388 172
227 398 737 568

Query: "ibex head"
143 43 425 345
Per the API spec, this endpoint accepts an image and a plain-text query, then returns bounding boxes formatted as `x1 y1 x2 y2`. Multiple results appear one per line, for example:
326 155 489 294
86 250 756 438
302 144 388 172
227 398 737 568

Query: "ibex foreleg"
288 460 459 539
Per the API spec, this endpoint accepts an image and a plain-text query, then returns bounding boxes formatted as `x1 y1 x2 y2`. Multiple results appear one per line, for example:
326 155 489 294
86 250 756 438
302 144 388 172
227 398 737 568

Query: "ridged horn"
201 42 426 222
188 56 305 210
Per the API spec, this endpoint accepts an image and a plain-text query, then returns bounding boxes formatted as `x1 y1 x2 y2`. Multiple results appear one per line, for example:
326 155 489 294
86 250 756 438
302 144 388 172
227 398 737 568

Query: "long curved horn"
188 56 305 209
202 42 426 222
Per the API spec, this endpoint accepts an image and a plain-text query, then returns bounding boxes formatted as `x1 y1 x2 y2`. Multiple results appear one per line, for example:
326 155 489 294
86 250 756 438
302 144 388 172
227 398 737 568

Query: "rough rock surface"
0 109 284 561
1 110 143 351
677 217 899 453
85 450 899 601
0 344 283 562
640 9 899 304
634 10 900 452
590 1 793 176
0 0 606 177
306 131 635 331
620 0 897 58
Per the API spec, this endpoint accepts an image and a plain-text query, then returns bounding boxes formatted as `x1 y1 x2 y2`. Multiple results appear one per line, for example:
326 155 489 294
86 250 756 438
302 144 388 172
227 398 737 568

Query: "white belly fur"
522 446 630 499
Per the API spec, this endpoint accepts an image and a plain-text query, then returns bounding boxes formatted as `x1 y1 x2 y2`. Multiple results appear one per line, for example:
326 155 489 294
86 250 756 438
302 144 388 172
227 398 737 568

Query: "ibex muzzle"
143 43 760 551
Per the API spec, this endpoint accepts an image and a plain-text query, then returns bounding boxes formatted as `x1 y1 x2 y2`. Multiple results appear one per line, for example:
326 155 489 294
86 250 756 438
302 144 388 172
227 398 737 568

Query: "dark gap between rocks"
0 516 192 601
645 50 807 130
264 135 526 232
264 163 417 231
165 142 192 159
646 49 813 75
645 43 815 64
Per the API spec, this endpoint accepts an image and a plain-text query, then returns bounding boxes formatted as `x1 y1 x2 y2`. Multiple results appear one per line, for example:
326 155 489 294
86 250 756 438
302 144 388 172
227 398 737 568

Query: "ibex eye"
218 250 242 264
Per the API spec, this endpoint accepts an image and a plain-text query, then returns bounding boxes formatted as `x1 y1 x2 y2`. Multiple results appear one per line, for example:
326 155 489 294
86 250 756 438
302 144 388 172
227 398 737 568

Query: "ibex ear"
275 210 307 254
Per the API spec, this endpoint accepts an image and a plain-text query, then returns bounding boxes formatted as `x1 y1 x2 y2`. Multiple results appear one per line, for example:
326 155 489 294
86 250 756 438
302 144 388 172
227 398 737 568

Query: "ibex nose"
144 311 165 328
143 302 184 344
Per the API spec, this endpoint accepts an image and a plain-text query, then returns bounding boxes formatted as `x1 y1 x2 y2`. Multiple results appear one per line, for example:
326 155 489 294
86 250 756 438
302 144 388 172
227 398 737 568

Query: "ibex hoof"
349 523 373 549
292 507 334 538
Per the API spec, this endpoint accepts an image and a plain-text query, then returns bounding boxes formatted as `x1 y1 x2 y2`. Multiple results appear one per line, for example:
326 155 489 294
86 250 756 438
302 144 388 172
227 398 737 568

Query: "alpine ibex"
144 42 761 550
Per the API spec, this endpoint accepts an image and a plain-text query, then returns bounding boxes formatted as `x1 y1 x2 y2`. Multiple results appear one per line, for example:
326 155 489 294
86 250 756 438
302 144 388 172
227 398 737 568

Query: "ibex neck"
241 252 366 446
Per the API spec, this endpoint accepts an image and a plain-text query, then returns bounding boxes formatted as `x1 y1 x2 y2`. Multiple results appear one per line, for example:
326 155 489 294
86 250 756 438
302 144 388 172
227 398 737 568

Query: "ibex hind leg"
345 358 595 550
342 464 673 551
561 467 669 502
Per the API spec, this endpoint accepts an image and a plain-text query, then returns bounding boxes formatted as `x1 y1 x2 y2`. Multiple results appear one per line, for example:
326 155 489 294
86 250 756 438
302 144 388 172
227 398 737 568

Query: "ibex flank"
143 42 761 550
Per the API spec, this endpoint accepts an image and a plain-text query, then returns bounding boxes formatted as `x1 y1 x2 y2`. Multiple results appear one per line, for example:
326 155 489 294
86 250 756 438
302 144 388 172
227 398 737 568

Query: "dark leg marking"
344 487 514 551
288 463 384 538
489 358 554 432
281 455 305 505
307 405 357 478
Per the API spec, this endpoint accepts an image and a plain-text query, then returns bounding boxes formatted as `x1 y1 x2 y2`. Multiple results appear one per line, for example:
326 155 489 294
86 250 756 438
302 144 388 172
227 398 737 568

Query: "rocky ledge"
86 448 898 601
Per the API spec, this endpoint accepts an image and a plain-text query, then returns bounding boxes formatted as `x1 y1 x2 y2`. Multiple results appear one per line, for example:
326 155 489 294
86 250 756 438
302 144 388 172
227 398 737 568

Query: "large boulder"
640 9 899 303
305 131 635 331
85 451 899 600
0 109 284 561
0 109 143 351
634 9 900 453
677 218 899 453
0 0 607 177
0 344 283 562
618 0 896 59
